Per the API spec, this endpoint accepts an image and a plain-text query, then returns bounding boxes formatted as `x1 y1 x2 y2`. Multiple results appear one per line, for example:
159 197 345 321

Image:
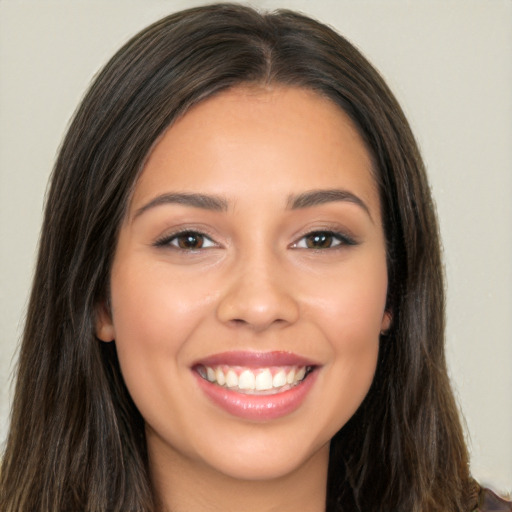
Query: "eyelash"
153 230 218 251
153 229 357 251
291 230 357 250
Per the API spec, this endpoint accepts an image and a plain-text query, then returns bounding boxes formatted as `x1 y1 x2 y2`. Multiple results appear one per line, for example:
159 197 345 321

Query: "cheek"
324 272 385 376
107 259 217 399
110 258 215 343
304 254 388 340
316 302 381 431
302 258 386 423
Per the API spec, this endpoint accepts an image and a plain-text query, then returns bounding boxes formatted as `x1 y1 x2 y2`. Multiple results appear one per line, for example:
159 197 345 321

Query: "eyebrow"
133 188 372 221
134 192 228 219
287 189 372 220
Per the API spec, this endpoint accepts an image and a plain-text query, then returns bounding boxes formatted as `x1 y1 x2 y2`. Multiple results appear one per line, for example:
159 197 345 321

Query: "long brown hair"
1 4 474 511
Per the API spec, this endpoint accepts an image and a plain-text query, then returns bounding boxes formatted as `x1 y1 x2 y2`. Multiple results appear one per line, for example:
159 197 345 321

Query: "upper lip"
192 350 320 368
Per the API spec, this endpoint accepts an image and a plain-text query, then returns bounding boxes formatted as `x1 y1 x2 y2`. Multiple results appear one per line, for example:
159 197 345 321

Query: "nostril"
228 317 289 329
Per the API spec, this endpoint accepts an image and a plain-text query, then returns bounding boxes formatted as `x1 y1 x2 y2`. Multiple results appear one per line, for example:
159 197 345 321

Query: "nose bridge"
216 241 299 330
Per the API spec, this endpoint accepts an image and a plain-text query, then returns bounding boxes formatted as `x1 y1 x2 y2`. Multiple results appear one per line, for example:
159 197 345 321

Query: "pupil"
307 232 332 248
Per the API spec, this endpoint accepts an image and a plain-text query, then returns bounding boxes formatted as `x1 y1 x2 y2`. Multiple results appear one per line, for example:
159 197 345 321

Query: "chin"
190 425 332 482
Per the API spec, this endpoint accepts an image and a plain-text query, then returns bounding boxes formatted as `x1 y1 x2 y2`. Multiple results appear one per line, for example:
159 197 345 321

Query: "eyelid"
153 229 219 250
151 225 358 251
290 229 358 249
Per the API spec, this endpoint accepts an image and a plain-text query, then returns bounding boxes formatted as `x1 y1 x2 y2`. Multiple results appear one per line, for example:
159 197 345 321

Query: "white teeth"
215 367 226 386
225 369 238 388
255 369 273 391
272 370 287 388
295 367 306 381
206 367 216 383
238 370 255 390
199 365 311 394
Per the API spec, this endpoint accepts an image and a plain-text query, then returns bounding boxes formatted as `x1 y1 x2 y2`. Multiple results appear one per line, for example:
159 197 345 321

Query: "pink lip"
192 351 320 421
193 350 318 368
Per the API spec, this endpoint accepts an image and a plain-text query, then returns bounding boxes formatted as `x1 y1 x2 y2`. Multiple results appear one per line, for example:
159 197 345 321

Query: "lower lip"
194 370 318 421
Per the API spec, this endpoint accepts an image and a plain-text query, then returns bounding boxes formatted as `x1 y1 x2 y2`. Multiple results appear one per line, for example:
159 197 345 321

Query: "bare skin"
150 439 328 512
97 86 390 511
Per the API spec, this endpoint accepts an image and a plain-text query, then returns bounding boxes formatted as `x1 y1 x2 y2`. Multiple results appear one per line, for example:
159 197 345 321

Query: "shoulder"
474 487 512 512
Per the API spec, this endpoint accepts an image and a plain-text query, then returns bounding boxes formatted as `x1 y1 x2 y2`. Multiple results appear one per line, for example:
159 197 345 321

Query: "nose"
216 252 300 332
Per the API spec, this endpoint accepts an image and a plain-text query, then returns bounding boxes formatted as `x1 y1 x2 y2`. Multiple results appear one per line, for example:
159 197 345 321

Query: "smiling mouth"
195 364 314 395
192 351 319 420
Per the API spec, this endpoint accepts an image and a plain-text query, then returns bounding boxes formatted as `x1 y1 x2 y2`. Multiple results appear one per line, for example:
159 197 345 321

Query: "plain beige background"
1 0 511 493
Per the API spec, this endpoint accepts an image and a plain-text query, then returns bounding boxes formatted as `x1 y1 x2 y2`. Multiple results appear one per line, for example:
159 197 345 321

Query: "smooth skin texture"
96 86 391 512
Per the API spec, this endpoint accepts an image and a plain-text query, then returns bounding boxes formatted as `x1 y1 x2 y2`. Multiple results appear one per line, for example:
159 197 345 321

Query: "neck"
148 434 329 512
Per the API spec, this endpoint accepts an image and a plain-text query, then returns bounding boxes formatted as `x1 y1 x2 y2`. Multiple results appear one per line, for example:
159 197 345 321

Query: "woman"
0 4 509 511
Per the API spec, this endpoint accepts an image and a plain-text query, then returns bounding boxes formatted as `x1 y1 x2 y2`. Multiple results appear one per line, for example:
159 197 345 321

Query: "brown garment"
474 487 512 512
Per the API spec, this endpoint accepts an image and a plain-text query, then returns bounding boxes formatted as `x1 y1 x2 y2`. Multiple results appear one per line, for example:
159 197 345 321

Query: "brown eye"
292 230 356 250
175 232 205 249
304 232 334 249
154 231 217 250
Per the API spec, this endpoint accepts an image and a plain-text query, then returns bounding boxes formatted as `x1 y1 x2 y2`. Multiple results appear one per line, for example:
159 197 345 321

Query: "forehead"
131 85 379 217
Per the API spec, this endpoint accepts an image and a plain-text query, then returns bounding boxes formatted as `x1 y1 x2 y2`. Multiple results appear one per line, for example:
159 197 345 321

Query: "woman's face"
96 86 390 481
